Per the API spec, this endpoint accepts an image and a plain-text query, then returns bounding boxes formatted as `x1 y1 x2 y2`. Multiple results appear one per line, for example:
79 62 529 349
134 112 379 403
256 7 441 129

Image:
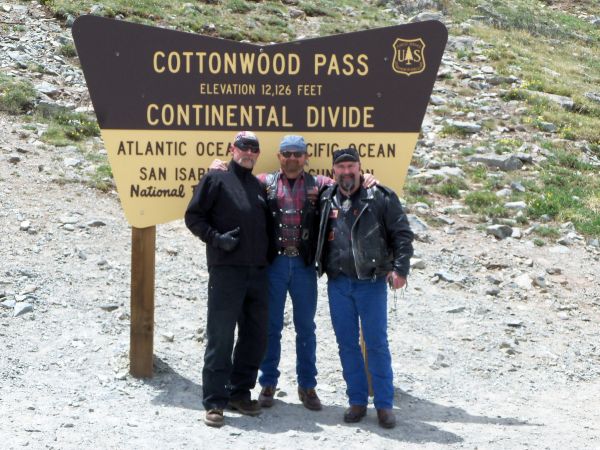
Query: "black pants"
202 265 269 410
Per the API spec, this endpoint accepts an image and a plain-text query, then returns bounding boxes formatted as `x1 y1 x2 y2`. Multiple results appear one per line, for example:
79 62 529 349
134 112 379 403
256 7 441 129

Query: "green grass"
59 42 77 57
0 74 36 114
464 190 508 219
433 177 467 199
40 0 395 43
533 237 545 247
524 147 600 235
533 225 560 238
89 163 114 191
440 124 472 137
40 111 100 146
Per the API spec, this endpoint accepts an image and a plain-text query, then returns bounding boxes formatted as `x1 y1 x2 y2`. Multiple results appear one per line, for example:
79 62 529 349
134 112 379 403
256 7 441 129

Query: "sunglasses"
235 142 260 153
280 151 305 158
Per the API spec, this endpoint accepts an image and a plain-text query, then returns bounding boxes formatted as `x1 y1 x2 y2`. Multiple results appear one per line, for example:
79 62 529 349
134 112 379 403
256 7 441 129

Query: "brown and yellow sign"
72 16 447 228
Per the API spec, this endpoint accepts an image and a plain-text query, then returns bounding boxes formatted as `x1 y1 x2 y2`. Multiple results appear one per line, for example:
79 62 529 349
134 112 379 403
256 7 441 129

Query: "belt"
279 246 300 257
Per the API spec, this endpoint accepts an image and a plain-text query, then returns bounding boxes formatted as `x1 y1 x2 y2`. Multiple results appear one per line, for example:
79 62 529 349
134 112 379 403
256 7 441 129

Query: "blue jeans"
327 275 393 409
258 254 318 389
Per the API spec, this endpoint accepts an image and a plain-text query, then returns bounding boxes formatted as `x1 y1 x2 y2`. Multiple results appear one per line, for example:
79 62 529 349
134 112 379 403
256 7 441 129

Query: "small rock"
469 154 523 171
486 224 513 240
288 7 305 19
496 188 512 198
410 11 444 22
161 332 175 343
510 181 526 192
63 158 82 168
20 220 31 231
434 270 466 284
527 91 574 111
8 154 21 164
86 220 106 227
446 119 481 133
13 302 33 317
411 258 426 270
60 216 80 225
430 95 447 105
538 121 557 133
1 299 16 309
486 287 500 296
430 353 449 369
532 275 546 288
100 304 119 312
585 92 600 104
504 201 527 210
514 273 532 290
447 306 466 314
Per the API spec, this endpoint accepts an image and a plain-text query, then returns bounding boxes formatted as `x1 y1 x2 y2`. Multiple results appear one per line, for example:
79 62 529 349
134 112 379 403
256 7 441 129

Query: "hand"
386 271 406 290
209 159 228 171
362 173 379 188
214 227 240 251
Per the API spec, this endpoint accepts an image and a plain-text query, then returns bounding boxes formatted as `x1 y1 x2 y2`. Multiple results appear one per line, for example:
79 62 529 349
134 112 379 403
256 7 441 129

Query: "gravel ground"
2 107 600 448
2 2 600 449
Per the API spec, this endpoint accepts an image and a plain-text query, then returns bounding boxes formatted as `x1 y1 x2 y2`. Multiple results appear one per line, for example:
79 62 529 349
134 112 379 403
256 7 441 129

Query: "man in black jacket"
315 147 414 429
185 131 275 428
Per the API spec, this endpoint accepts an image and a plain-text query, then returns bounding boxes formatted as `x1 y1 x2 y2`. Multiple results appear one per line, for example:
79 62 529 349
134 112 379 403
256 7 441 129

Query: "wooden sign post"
129 226 156 377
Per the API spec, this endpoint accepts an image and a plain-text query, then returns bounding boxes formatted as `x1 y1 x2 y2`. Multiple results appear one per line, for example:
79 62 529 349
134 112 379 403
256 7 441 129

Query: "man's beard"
238 156 256 168
338 174 356 192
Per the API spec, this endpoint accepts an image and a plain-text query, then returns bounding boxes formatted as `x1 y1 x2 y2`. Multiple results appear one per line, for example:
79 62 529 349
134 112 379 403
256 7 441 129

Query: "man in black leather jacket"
315 147 414 429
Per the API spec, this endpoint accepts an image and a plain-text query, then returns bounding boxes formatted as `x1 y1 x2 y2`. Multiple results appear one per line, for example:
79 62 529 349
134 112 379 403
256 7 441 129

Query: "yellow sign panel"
102 130 418 227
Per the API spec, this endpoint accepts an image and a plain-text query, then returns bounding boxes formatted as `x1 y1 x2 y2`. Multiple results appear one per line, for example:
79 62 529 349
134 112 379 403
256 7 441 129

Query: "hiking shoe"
204 409 224 428
376 408 396 429
259 386 275 408
343 405 367 423
228 398 262 416
298 387 322 411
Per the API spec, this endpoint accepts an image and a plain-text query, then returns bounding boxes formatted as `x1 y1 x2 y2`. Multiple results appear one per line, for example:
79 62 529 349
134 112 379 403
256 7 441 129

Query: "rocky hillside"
1 1 600 449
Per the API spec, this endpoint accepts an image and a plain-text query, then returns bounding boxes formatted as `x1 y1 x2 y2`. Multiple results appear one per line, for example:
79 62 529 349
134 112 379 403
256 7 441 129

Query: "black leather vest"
264 171 319 266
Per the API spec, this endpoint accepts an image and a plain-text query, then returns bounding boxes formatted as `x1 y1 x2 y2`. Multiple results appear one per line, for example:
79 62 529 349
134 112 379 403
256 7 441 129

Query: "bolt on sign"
73 16 447 228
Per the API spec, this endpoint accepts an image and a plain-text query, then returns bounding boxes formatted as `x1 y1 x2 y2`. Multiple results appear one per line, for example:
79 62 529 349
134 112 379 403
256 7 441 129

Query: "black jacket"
185 160 275 267
316 184 414 279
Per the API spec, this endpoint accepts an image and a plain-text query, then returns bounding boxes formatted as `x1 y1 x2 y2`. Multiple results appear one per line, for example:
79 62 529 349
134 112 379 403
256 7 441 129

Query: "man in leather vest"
315 147 414 429
256 135 328 411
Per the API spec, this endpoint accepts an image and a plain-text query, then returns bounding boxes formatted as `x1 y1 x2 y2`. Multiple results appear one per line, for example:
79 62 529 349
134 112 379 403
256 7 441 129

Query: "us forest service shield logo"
392 38 426 76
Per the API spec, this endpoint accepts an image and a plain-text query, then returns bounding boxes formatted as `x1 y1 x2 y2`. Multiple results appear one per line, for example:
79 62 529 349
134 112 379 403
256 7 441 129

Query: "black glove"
213 227 240 252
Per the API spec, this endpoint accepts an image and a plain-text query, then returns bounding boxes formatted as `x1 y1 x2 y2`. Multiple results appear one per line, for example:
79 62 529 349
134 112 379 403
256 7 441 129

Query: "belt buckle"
283 247 299 257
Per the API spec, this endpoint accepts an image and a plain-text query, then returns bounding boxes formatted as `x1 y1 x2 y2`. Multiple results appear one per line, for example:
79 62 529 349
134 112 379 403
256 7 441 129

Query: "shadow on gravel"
224 400 462 443
145 357 203 411
141 359 532 443
393 387 538 441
